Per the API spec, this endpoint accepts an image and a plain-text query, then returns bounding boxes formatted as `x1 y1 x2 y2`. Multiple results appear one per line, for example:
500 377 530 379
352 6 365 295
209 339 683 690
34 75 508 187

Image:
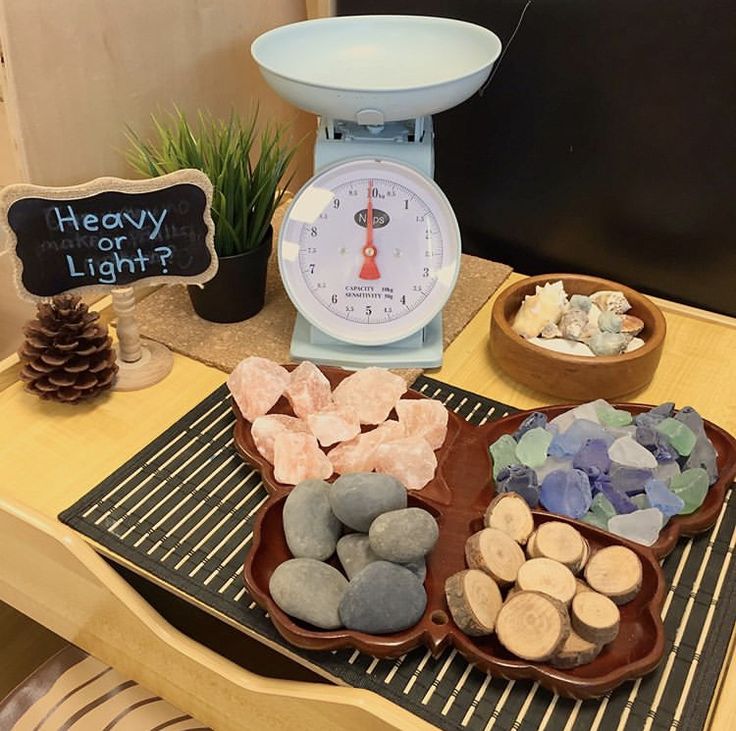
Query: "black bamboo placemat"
60 377 736 731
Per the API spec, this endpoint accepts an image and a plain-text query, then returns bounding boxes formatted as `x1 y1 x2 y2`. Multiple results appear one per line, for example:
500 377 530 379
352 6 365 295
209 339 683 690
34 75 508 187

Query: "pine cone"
18 293 118 403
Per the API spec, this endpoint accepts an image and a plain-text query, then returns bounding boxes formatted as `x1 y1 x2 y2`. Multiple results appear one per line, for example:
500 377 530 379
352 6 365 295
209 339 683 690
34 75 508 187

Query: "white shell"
512 281 568 338
590 290 631 315
527 337 595 357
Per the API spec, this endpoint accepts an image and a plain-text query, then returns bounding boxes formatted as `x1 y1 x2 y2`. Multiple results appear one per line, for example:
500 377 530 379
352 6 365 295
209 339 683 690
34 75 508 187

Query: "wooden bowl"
489 274 667 401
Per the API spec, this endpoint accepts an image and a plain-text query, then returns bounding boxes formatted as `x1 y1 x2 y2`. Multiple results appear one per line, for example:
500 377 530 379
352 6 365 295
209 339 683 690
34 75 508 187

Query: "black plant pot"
188 228 273 323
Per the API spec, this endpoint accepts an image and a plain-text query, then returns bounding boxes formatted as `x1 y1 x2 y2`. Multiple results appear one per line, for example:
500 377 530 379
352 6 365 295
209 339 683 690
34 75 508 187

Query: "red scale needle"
359 180 380 280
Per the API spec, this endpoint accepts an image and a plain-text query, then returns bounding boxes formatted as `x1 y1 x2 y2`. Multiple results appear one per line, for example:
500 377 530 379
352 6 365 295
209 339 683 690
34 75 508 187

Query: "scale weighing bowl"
251 15 502 123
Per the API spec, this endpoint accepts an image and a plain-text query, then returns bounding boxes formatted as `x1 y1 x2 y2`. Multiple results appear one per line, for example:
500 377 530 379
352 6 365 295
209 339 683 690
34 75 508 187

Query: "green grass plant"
126 107 295 256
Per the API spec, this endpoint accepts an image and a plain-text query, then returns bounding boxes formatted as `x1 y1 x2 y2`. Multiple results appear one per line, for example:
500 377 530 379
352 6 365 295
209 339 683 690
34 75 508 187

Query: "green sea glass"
489 434 519 478
581 512 608 530
515 427 553 469
670 467 709 514
595 403 633 427
631 494 651 510
656 418 697 456
590 492 616 521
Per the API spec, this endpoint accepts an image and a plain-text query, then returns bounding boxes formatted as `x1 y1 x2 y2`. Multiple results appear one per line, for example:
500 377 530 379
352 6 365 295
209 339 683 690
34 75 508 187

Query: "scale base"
290 314 443 369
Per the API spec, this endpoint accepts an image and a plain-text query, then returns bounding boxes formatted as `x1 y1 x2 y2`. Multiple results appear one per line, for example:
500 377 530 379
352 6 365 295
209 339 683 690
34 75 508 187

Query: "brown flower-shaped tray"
233 366 699 698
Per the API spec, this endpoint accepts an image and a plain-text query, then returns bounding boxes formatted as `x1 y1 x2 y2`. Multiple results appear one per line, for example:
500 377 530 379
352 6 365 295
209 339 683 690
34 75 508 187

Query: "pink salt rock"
374 437 438 490
273 432 333 485
251 414 310 464
328 420 406 474
395 399 449 450
332 367 408 425
307 405 361 447
227 357 290 422
284 361 333 418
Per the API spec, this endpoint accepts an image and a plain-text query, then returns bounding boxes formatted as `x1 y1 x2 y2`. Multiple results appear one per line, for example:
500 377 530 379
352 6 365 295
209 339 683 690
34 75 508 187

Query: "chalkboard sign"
0 169 217 300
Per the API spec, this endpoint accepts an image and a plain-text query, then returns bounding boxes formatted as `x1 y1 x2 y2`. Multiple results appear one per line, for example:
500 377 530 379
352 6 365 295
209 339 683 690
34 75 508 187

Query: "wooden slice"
550 630 602 668
483 493 534 545
584 546 643 605
465 528 526 586
526 529 540 558
534 522 585 569
496 591 571 662
445 569 503 636
572 537 591 575
575 579 593 595
571 591 620 645
516 557 577 606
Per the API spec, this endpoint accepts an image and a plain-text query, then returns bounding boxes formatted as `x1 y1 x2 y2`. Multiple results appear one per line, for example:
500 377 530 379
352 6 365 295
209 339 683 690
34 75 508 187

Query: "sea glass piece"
549 399 610 432
634 403 674 428
549 419 613 458
251 414 310 463
596 479 638 514
489 434 519 479
332 367 407 425
608 436 658 469
669 468 709 514
327 420 405 474
513 412 548 441
675 406 719 484
654 460 681 485
631 494 651 510
516 427 553 468
273 432 333 485
608 508 664 546
284 360 333 418
374 437 437 490
539 468 592 519
590 492 617 522
496 464 540 507
609 464 654 496
644 478 685 520
635 425 678 463
535 456 573 483
581 512 608 530
306 405 361 447
572 438 611 477
595 403 633 428
395 399 448 450
656 418 697 457
227 356 290 422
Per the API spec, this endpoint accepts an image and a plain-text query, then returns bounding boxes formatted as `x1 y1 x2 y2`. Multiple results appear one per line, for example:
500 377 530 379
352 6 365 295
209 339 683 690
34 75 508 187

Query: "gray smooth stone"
283 479 342 560
402 558 427 583
329 472 407 532
369 507 439 563
269 558 348 630
336 533 379 580
339 561 427 633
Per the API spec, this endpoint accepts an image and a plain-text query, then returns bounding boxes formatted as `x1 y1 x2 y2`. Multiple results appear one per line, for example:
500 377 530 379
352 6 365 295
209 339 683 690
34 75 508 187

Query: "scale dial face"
279 158 461 346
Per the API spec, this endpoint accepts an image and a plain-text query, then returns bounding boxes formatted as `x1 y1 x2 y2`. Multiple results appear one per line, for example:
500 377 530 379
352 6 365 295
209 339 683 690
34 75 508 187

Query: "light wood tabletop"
1 272 734 730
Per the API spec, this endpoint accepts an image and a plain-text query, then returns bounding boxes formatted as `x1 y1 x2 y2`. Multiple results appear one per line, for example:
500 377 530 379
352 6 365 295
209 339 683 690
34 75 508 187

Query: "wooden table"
1 273 735 730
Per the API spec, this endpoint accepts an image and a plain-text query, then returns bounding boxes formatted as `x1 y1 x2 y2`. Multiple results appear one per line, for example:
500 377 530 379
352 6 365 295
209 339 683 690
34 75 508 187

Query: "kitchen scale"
251 15 502 368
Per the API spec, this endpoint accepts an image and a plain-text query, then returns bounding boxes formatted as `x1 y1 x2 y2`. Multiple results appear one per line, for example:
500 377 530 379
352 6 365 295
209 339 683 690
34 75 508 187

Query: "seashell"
590 290 631 315
586 331 631 356
540 322 562 339
620 315 644 337
598 310 623 333
512 281 567 338
625 337 645 352
559 308 593 342
569 294 592 313
528 337 595 357
587 303 602 329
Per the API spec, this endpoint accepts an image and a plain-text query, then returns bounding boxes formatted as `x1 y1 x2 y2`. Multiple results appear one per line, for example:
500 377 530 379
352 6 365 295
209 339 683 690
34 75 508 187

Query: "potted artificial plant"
126 108 295 323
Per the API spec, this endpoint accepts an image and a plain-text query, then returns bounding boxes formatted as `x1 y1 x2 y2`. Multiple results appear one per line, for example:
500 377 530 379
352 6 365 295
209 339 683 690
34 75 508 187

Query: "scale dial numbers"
279 158 461 346
297 179 443 325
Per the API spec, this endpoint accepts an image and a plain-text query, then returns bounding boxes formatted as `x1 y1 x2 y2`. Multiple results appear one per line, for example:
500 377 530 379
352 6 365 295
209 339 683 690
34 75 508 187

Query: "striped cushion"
0 645 210 730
